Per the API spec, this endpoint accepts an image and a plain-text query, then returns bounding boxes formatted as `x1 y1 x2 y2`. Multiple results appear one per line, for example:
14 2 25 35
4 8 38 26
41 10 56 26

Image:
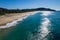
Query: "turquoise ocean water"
0 11 60 40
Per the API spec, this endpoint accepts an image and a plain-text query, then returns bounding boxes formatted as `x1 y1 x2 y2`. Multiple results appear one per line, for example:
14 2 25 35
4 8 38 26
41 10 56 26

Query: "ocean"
0 11 60 40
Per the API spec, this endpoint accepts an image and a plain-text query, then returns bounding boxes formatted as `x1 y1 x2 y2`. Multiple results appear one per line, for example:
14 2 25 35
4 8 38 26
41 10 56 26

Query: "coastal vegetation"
0 7 55 15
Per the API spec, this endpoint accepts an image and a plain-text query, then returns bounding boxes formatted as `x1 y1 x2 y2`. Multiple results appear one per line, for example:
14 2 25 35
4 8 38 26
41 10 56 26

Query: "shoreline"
0 11 39 28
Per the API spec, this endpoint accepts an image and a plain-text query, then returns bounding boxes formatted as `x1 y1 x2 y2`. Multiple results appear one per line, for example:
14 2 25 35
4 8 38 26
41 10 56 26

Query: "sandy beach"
0 12 36 26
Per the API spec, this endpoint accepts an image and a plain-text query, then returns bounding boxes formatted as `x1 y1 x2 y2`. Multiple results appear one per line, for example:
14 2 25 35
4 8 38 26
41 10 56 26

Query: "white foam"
40 18 50 36
30 11 52 40
0 16 26 28
41 11 53 16
37 11 52 40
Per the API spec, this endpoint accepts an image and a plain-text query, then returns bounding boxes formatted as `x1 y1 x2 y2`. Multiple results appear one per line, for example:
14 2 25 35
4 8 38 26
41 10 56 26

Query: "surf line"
0 11 39 29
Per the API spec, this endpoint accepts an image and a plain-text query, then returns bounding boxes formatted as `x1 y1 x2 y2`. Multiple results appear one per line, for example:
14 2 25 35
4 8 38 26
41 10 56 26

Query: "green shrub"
0 12 5 15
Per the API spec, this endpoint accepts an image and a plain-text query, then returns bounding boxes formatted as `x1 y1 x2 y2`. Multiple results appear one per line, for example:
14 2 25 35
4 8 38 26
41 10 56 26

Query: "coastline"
0 11 39 28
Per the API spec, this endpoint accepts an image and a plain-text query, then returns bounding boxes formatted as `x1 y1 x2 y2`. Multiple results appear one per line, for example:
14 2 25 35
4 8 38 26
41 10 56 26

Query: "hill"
0 7 56 15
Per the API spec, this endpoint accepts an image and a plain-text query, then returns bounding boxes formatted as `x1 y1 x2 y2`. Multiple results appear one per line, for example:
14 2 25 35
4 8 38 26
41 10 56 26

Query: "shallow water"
0 11 60 40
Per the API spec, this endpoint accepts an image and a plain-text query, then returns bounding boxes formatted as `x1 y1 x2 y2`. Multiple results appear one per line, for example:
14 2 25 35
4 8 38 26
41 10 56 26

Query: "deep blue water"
1 11 60 40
